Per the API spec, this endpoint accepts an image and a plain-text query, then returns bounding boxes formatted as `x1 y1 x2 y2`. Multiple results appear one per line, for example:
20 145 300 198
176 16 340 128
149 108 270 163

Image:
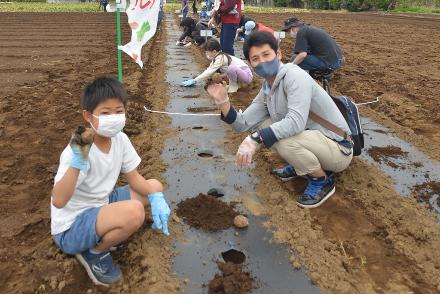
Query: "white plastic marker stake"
200 29 213 44
143 106 220 116
356 97 380 106
200 30 213 37
274 31 286 39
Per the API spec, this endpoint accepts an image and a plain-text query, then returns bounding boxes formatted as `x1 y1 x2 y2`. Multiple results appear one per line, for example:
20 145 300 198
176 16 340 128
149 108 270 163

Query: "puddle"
161 14 319 294
361 117 440 218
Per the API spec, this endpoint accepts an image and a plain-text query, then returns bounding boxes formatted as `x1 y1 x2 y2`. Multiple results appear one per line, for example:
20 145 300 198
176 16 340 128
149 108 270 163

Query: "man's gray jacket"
222 63 351 148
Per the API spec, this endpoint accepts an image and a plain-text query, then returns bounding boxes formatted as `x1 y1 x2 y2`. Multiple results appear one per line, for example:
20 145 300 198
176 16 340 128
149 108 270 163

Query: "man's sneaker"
296 173 336 208
271 164 298 181
75 251 122 286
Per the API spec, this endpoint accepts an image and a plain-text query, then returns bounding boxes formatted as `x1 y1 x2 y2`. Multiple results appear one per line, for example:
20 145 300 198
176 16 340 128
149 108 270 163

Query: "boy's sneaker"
75 251 122 286
296 173 336 208
271 164 298 181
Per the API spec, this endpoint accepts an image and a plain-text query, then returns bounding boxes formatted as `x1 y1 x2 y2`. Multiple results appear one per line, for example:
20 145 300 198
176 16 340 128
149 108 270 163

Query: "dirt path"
0 13 178 293
187 12 440 293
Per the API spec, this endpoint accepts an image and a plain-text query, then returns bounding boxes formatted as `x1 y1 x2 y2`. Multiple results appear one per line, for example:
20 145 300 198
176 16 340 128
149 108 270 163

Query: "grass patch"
0 3 100 12
393 6 440 13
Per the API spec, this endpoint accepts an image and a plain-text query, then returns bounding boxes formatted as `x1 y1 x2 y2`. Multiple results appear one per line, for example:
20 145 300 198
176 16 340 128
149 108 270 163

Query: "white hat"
244 21 256 35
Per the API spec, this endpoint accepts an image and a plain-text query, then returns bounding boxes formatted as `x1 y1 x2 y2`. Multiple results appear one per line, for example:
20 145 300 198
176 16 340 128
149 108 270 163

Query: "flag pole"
116 3 123 82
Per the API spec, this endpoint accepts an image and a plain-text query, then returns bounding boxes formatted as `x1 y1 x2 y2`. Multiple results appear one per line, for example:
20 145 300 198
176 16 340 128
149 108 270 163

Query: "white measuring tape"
356 97 380 106
143 96 379 117
143 106 220 116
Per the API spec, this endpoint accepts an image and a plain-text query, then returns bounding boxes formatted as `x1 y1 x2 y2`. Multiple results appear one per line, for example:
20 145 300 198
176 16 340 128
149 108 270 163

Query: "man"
218 0 242 55
205 31 353 208
282 17 344 72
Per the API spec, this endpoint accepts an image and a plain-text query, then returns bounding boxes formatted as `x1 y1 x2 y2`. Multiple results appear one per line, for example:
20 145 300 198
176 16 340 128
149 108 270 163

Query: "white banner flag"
118 0 160 68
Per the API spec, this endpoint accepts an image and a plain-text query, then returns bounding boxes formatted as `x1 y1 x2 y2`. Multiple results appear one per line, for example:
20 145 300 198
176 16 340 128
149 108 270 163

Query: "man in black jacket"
282 17 344 72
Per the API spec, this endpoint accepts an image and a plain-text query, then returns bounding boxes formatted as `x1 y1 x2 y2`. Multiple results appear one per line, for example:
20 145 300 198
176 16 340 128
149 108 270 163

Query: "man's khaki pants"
259 119 353 176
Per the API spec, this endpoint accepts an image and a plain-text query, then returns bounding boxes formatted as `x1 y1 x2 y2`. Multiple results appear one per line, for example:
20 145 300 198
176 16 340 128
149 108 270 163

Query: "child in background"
180 38 252 93
51 76 171 286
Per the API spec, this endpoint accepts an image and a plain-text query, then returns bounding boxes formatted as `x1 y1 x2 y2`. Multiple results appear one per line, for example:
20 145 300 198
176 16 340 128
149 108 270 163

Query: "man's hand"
205 82 229 105
148 192 171 236
235 136 260 168
180 79 196 87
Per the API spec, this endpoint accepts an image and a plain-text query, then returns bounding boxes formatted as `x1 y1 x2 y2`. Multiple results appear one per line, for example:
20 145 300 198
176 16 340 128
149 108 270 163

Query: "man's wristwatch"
250 131 262 144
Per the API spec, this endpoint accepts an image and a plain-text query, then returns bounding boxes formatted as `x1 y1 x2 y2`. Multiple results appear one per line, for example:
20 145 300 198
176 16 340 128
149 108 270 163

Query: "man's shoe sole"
75 254 110 287
296 187 336 209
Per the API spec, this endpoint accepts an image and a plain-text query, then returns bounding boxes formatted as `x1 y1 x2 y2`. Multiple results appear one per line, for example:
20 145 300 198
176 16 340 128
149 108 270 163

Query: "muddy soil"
188 12 440 293
176 193 238 231
207 261 254 294
367 145 409 168
0 13 179 293
413 181 440 209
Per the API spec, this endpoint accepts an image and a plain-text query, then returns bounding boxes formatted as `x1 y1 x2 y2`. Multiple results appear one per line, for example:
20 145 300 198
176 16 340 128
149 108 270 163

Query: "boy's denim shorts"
53 185 131 255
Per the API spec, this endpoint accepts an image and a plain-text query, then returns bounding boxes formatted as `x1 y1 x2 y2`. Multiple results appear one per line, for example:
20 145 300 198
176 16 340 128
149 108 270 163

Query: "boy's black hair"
243 31 278 61
81 76 128 113
203 38 221 52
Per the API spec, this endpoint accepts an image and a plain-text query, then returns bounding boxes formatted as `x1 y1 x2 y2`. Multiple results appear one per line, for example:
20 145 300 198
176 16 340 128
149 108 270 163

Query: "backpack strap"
309 111 351 141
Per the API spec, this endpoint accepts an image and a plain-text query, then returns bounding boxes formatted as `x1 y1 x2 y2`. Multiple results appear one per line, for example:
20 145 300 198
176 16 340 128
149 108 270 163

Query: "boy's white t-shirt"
50 132 141 235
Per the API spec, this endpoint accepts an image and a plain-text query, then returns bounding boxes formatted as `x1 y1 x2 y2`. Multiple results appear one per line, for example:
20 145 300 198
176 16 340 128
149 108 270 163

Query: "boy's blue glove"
180 79 196 87
148 192 170 236
70 145 88 171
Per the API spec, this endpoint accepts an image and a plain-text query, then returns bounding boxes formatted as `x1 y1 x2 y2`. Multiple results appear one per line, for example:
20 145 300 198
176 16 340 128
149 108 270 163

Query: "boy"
51 76 171 286
205 32 353 208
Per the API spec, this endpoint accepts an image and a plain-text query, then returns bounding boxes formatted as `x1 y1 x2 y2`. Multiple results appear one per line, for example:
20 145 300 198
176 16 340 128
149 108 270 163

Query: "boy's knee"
126 200 146 229
146 179 163 193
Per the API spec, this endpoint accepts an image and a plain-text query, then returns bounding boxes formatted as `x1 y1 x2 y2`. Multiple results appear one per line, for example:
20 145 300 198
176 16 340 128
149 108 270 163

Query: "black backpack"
309 95 364 156
331 95 364 156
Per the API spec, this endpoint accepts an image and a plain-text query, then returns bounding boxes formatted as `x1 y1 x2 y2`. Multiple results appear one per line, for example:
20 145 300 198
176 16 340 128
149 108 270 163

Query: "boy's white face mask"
91 113 126 137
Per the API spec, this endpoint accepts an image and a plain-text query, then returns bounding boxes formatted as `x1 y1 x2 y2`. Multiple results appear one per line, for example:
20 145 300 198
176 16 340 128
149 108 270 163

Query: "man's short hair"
81 76 128 113
243 31 278 61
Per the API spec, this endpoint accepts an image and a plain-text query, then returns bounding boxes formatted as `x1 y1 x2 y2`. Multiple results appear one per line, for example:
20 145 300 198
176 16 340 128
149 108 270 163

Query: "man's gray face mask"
253 56 280 79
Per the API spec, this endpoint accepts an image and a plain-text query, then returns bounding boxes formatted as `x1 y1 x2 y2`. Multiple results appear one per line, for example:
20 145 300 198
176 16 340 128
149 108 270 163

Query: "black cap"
282 17 303 32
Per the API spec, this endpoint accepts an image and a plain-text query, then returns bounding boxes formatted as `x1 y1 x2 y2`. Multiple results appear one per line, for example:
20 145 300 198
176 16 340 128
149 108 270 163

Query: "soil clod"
207 261 254 294
176 194 238 231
